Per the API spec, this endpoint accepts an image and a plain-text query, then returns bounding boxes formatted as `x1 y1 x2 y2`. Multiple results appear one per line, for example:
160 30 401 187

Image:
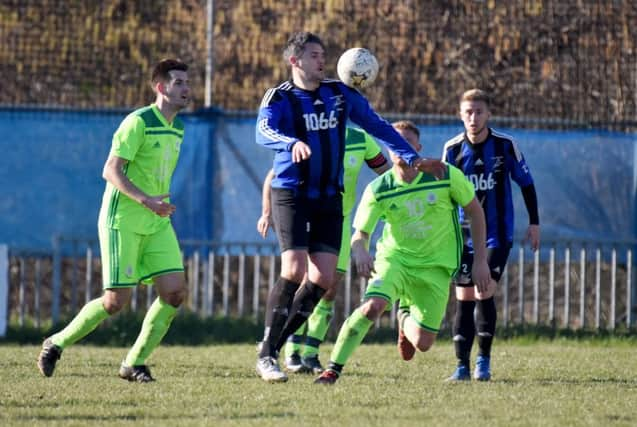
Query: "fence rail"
4 237 637 335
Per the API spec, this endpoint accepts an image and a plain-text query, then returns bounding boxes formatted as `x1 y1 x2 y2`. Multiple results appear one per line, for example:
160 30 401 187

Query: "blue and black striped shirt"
443 128 535 248
256 79 419 199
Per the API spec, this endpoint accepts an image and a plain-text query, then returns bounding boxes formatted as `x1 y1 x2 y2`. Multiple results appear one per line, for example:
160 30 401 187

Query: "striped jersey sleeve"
255 83 298 151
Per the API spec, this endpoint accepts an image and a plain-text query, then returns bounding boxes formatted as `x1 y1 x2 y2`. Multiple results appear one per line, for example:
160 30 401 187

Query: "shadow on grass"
13 414 205 422
3 311 262 345
3 313 636 345
486 377 637 387
6 398 138 409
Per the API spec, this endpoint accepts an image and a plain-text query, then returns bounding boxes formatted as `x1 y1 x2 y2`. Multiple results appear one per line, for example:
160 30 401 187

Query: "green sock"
329 308 373 366
284 323 307 357
125 298 177 366
50 298 110 349
302 298 334 358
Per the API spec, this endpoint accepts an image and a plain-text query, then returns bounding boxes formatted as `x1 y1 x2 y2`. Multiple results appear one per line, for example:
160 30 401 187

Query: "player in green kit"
314 121 491 384
258 127 390 373
37 59 190 382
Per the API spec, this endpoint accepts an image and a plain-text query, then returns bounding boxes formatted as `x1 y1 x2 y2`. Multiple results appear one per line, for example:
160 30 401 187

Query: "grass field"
1 340 635 426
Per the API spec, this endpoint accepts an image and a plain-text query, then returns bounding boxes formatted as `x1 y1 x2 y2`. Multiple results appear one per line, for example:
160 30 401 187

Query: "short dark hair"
283 32 325 62
460 88 490 108
151 58 188 85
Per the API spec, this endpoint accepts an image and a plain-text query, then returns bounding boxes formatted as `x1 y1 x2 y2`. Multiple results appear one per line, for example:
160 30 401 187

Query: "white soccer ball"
337 47 379 89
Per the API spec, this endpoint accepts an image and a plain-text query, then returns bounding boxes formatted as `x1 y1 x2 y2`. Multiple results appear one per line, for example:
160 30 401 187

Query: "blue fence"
1 108 636 253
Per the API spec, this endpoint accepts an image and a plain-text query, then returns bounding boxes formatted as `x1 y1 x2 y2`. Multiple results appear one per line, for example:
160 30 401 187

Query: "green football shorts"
363 256 451 333
99 221 184 289
336 213 352 273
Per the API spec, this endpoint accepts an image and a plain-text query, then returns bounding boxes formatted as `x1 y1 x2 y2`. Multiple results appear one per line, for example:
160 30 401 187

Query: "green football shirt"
98 104 185 234
353 165 475 270
342 127 384 216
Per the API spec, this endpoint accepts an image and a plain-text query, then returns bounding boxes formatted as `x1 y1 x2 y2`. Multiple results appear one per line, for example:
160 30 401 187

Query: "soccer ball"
337 47 379 89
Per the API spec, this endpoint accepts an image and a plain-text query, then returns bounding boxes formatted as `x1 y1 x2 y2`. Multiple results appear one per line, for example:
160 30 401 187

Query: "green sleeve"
449 165 475 207
353 185 383 235
364 132 382 161
110 115 145 161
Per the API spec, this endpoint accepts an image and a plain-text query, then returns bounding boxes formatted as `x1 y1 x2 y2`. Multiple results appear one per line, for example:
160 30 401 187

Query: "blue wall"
1 109 635 252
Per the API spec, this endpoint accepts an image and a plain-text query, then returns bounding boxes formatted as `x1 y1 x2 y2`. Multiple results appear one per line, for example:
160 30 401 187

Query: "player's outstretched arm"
351 230 375 278
372 160 390 176
102 154 175 217
257 169 275 238
413 158 446 180
462 197 490 292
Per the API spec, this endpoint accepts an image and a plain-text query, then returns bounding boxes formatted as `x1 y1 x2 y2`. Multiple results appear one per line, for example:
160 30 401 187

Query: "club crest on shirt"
174 139 182 151
125 265 133 278
426 192 437 204
331 94 345 107
348 155 358 166
492 156 504 170
369 278 383 288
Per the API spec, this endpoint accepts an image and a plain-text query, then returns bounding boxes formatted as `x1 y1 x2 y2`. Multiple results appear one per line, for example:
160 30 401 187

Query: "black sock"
327 361 344 375
259 277 300 358
453 300 476 367
287 333 304 345
274 281 326 351
476 297 497 358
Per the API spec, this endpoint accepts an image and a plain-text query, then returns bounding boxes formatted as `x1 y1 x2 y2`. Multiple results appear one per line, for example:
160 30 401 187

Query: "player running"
314 121 490 385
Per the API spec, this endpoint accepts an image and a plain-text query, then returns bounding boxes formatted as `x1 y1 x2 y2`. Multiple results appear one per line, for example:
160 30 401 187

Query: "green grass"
1 342 636 426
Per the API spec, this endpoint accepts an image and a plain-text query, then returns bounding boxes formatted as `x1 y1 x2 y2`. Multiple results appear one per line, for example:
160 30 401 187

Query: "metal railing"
5 236 637 332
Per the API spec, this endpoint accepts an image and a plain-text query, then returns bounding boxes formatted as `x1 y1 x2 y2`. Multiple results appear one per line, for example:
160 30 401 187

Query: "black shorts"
271 188 343 255
453 244 512 287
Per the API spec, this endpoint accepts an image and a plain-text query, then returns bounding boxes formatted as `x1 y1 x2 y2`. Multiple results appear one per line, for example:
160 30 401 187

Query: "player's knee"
359 298 386 320
455 286 476 301
280 253 307 283
163 288 186 307
415 334 436 353
281 269 305 284
102 293 128 314
322 286 337 301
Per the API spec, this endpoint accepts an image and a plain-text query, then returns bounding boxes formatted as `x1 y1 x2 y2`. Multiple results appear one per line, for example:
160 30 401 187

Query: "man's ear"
154 81 165 95
289 55 299 67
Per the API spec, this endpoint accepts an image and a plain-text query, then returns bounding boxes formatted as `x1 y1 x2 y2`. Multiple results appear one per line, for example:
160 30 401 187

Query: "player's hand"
257 214 273 238
291 141 312 163
472 259 491 294
526 224 540 252
352 246 375 279
142 193 176 217
414 158 446 180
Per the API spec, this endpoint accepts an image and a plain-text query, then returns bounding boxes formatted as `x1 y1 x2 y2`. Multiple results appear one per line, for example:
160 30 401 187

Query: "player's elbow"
101 165 111 182
463 198 484 220
102 157 120 183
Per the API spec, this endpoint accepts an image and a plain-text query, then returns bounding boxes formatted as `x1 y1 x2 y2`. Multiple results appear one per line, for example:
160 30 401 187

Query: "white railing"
4 236 637 333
